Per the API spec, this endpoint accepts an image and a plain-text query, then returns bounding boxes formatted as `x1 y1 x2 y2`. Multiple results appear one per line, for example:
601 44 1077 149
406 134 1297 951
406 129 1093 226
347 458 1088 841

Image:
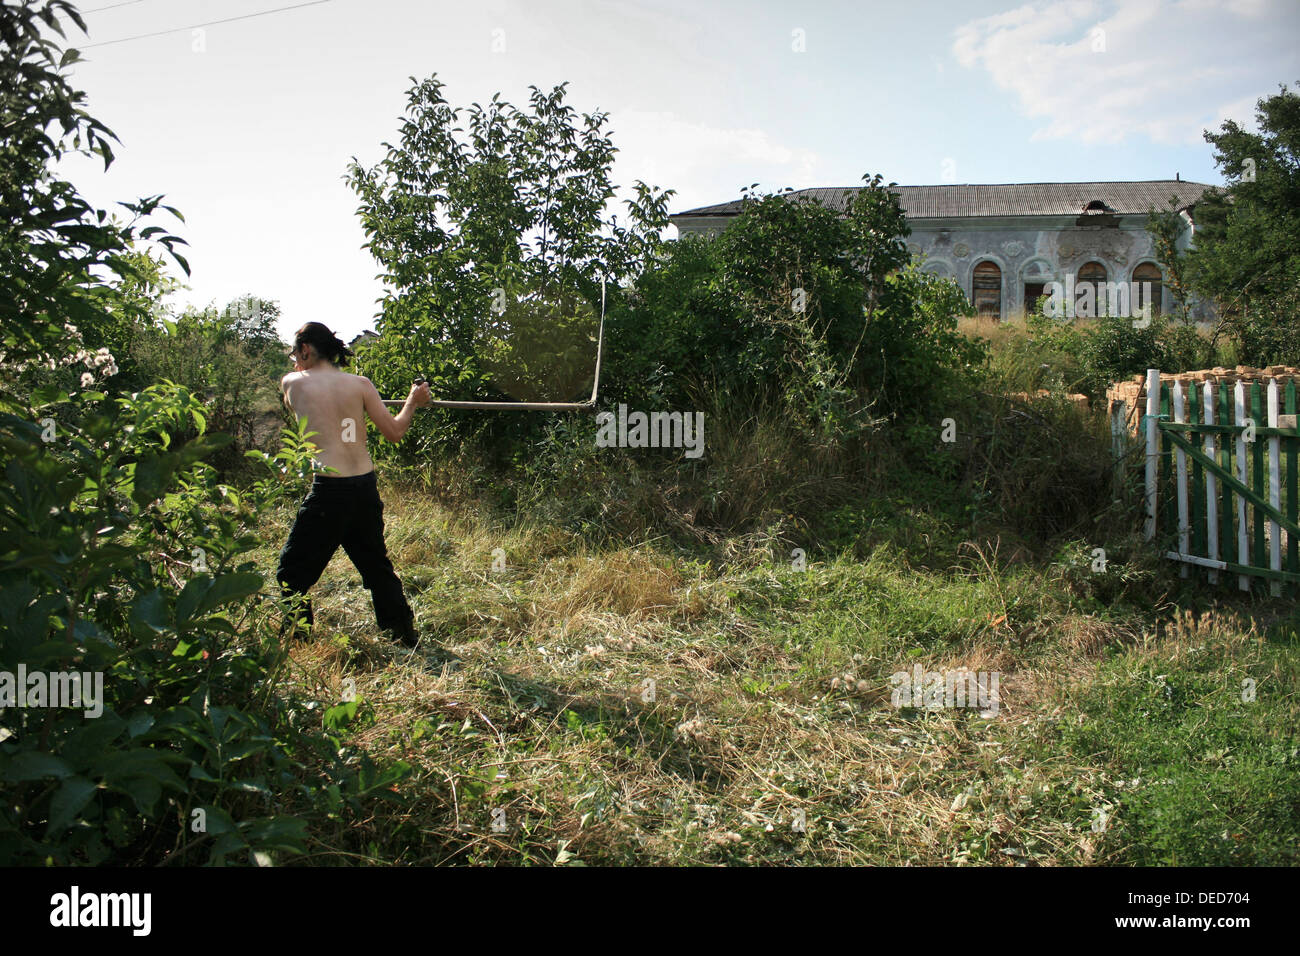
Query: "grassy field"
253 483 1300 866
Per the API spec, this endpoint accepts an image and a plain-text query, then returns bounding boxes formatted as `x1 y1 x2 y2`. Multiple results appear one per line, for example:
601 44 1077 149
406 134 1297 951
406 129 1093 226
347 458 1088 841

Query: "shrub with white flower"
6 320 119 388
91 347 119 377
61 333 117 386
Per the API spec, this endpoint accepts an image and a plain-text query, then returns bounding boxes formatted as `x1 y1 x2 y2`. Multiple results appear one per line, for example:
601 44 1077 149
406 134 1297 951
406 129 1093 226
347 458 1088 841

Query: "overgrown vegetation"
609 182 986 427
981 311 1218 403
126 296 289 477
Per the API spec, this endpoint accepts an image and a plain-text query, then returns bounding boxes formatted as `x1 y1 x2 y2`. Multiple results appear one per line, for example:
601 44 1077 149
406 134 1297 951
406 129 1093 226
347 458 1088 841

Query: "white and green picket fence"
1126 368 1300 594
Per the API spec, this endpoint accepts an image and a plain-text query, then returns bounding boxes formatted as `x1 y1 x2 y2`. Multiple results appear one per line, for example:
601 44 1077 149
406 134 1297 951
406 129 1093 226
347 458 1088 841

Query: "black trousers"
275 470 413 637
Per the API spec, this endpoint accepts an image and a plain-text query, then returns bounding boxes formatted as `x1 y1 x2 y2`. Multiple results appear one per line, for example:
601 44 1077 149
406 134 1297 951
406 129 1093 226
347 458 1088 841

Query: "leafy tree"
871 259 987 418
602 230 729 414
345 75 674 454
475 289 602 404
0 0 188 390
1075 314 1168 399
1183 83 1300 363
219 294 284 357
1145 199 1195 324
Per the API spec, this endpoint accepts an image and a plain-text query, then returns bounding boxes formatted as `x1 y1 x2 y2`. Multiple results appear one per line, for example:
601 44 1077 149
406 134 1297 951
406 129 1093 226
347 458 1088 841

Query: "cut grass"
252 485 1300 865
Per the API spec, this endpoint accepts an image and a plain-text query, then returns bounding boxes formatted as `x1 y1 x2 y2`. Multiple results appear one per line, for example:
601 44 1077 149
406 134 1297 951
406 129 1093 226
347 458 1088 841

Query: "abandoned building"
669 179 1217 321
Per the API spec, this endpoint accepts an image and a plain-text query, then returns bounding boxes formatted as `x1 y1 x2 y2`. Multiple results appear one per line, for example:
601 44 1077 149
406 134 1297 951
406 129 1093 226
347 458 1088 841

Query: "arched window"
1132 263 1163 317
973 261 1002 319
1021 260 1053 315
1076 261 1107 317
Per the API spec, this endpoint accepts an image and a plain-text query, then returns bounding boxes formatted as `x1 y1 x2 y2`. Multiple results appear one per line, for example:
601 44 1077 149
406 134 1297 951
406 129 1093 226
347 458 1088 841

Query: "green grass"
1039 614 1300 864
249 482 1300 866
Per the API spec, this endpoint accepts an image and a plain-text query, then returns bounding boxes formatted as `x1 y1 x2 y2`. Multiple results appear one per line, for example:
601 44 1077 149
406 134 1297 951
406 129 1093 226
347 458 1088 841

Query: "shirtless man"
275 321 431 646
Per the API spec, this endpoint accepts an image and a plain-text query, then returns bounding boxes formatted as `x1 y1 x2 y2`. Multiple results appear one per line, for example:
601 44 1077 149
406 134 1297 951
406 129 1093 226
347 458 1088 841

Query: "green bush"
346 75 672 458
1158 319 1216 372
1000 313 1088 393
0 2 409 865
1075 315 1166 398
1236 276 1300 366
1022 314 1216 401
126 300 287 478
0 383 412 864
610 179 985 432
870 263 989 423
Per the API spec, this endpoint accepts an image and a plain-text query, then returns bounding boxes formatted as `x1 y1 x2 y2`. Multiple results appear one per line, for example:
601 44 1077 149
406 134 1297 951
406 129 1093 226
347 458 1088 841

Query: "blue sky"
57 0 1299 341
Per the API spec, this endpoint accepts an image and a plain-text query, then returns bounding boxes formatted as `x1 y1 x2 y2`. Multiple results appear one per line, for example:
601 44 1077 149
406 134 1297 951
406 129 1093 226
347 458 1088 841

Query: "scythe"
381 277 607 411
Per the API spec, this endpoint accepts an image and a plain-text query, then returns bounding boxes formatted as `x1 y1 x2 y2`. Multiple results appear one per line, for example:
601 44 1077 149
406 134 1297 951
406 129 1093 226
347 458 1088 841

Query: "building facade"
669 180 1216 321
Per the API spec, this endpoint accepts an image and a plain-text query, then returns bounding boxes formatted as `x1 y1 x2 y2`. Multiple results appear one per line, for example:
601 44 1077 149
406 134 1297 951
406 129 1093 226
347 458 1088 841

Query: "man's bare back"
274 322 434 649
281 360 430 476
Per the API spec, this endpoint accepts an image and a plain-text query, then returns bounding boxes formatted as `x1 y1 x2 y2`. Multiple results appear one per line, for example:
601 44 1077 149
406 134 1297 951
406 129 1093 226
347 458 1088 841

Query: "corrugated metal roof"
672 180 1217 220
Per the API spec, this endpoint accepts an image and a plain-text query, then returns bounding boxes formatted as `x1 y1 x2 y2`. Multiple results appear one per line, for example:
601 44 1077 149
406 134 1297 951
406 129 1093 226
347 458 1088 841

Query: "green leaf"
3 751 74 782
174 577 210 627
355 757 411 795
129 589 171 639
196 572 263 616
198 806 240 836
130 452 178 506
226 777 271 795
30 386 71 408
46 776 98 833
209 830 248 860
242 816 308 851
177 432 232 468
117 776 163 816
125 711 155 739
323 700 359 732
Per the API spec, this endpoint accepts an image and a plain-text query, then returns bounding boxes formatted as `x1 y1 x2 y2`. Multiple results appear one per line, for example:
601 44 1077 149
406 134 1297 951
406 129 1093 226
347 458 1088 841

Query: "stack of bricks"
1107 366 1300 435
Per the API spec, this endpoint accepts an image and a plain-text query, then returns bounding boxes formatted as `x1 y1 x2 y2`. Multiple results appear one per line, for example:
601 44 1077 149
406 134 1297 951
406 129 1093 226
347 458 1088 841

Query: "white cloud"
1208 93 1263 132
953 0 1298 146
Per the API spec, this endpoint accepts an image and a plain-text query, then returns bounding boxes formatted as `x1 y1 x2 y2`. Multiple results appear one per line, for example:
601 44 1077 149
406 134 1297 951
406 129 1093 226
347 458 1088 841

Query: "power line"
78 1 150 14
78 0 335 49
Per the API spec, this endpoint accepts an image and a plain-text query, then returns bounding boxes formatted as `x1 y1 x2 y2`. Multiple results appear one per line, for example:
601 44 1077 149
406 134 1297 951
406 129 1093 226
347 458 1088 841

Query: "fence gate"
1136 368 1300 594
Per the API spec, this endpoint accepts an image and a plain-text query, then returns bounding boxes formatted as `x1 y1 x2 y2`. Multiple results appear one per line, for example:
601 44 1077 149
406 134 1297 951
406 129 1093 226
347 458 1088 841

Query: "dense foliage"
128 297 288 477
0 0 406 866
607 179 987 431
0 1 186 377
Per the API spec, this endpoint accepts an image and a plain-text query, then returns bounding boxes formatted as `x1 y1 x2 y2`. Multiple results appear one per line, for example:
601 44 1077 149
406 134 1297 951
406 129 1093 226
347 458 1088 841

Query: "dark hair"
294 322 353 367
